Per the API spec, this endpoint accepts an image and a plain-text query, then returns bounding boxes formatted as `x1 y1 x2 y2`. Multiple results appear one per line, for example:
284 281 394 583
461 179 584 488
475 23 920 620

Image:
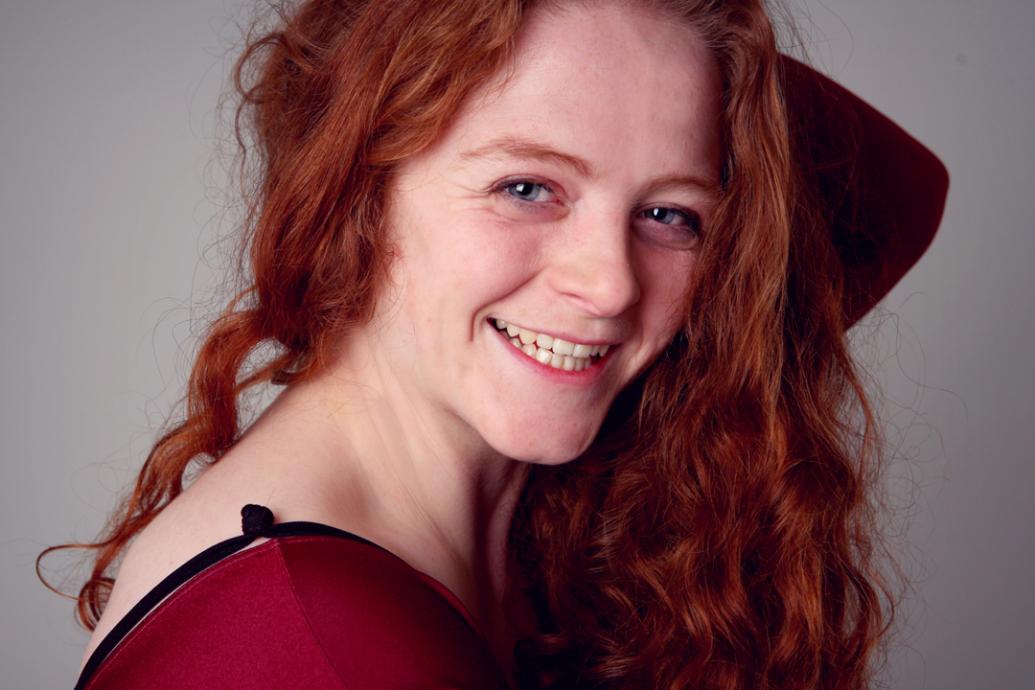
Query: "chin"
487 424 600 466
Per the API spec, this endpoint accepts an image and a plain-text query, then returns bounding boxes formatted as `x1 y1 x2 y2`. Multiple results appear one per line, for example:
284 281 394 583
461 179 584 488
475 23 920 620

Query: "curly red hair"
40 1 903 688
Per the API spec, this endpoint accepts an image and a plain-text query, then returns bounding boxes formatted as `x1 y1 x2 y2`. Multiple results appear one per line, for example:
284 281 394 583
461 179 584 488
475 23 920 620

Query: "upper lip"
489 316 620 347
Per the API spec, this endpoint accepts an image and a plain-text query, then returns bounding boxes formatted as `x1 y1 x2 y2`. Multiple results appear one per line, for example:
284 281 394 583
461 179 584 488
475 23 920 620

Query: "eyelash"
490 178 703 236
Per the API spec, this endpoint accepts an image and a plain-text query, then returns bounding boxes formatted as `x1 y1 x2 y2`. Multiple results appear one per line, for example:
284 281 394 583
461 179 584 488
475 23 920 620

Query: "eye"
640 206 700 230
636 205 703 250
493 179 559 205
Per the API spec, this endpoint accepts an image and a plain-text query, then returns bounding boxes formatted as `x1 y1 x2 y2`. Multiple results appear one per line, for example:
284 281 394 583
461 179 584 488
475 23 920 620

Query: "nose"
545 207 641 318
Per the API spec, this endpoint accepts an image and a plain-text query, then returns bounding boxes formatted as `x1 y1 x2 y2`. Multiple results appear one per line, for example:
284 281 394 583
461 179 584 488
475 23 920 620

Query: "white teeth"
552 337 574 356
493 317 613 371
571 343 592 358
492 318 608 355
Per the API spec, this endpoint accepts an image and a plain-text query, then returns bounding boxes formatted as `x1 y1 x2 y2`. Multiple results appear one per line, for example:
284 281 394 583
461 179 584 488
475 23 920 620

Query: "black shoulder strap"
74 504 384 690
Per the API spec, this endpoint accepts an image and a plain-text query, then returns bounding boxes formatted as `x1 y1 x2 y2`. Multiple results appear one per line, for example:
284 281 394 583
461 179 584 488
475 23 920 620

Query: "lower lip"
487 319 615 386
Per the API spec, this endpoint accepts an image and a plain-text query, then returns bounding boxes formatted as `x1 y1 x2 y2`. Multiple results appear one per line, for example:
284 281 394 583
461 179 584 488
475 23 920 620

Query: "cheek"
447 209 543 280
636 249 695 346
403 209 542 325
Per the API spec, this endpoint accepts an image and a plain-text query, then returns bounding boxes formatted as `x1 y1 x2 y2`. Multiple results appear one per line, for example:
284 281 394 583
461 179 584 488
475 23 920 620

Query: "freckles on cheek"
406 216 523 329
640 254 696 330
454 214 542 276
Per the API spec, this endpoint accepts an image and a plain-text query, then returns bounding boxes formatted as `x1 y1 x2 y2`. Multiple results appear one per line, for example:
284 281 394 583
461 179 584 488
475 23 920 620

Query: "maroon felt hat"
779 55 950 330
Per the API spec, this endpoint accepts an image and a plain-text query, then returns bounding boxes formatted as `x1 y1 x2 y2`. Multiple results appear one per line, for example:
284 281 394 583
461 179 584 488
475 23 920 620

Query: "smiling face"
368 1 723 464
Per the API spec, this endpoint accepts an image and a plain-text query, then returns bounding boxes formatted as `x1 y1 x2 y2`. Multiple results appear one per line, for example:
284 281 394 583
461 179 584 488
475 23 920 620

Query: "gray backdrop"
2 1 1032 688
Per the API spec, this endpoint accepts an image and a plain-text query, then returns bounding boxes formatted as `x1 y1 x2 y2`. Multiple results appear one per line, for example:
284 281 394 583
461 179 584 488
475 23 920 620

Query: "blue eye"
642 206 700 230
501 180 554 203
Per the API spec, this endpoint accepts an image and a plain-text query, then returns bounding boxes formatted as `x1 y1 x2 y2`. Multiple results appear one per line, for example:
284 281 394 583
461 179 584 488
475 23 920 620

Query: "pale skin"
80 1 723 682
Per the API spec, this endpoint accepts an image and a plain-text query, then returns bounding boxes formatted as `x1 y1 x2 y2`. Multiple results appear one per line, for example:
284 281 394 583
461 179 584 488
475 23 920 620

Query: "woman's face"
373 2 722 464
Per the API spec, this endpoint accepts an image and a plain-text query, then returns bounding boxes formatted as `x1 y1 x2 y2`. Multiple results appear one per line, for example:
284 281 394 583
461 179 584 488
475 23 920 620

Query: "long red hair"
40 1 902 688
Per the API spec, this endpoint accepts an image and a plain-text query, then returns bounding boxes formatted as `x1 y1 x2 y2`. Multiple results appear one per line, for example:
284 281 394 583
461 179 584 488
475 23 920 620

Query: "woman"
42 0 948 688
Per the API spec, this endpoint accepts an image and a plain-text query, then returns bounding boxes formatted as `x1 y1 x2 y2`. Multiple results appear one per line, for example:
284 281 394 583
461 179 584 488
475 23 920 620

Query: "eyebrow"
458 135 721 196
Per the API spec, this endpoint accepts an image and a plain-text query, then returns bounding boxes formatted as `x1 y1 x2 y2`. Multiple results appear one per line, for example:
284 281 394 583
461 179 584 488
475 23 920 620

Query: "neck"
244 335 533 664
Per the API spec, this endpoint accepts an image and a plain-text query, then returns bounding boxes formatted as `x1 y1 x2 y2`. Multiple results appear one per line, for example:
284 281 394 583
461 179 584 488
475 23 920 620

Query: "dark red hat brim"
779 55 950 330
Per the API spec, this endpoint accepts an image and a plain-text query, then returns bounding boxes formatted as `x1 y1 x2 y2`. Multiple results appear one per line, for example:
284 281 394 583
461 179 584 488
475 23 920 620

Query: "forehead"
428 2 724 185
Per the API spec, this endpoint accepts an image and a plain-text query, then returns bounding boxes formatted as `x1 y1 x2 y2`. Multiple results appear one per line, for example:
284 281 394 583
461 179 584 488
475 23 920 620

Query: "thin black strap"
74 504 389 690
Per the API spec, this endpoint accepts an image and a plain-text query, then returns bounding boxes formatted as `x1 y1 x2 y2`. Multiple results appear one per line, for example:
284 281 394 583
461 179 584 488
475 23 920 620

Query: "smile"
490 317 610 372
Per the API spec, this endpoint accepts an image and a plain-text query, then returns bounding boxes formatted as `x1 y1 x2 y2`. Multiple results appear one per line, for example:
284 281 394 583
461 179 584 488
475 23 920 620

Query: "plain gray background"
3 1 1032 688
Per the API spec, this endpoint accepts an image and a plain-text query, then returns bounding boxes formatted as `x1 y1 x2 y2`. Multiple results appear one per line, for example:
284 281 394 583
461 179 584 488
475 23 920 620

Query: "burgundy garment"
74 504 511 689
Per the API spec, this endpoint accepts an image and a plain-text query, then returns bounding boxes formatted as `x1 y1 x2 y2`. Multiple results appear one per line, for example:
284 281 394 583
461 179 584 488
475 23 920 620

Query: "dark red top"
74 504 511 689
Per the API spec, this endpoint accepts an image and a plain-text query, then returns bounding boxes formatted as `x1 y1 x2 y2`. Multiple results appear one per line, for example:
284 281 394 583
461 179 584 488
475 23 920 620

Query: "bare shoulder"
76 451 317 674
